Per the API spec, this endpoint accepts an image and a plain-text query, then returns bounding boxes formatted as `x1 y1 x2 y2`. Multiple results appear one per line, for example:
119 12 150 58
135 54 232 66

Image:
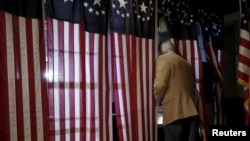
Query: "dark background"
190 0 239 15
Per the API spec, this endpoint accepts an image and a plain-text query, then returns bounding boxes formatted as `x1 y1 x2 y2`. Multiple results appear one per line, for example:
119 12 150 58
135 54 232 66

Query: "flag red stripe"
204 42 224 124
182 40 188 60
217 50 224 71
64 21 70 140
0 12 47 141
100 34 110 141
26 18 38 141
130 36 138 141
38 19 49 141
175 38 208 140
239 0 250 125
139 38 151 141
238 54 250 67
58 21 66 140
239 37 250 49
137 39 145 141
110 31 123 140
126 35 131 70
104 38 111 141
191 41 195 76
88 33 96 141
79 23 86 141
47 17 56 141
125 35 133 141
238 71 249 83
194 39 208 123
204 42 222 82
142 40 147 140
139 38 156 141
196 41 208 139
47 18 112 141
145 40 150 141
12 15 25 141
118 33 130 141
9 15 18 140
0 11 11 141
98 34 104 141
111 34 156 141
148 40 155 141
68 23 75 141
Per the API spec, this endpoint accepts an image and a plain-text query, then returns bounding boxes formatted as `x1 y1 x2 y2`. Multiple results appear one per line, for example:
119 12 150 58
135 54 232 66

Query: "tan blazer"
153 52 198 125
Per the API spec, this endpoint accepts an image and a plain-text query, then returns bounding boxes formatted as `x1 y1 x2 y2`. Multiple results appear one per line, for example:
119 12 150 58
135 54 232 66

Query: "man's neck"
162 50 174 54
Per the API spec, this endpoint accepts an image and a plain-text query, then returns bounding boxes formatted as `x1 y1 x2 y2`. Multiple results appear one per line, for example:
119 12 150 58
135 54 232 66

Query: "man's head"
160 40 175 54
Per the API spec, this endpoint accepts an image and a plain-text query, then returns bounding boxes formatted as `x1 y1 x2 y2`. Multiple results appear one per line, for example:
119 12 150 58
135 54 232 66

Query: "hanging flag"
46 0 111 141
159 0 208 140
238 0 250 125
200 11 225 125
196 7 225 125
110 0 157 141
0 0 49 141
204 40 225 125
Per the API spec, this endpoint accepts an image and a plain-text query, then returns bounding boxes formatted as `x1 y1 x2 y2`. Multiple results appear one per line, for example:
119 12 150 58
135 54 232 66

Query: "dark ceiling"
190 0 239 15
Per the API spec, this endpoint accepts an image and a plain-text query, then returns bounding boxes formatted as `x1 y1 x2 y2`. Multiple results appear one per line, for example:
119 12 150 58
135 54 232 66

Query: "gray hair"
161 40 175 53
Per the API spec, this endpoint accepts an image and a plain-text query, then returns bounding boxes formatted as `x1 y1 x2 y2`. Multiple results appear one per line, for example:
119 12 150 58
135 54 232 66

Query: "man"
153 40 198 141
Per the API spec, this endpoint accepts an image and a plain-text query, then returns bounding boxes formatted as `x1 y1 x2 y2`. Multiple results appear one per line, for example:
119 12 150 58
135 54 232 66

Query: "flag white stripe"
178 40 184 57
240 29 250 40
102 35 107 141
122 34 132 141
239 45 250 58
32 19 44 141
142 38 148 141
186 40 192 64
6 13 18 141
85 32 91 141
112 32 156 140
116 33 128 141
148 39 154 141
194 41 200 82
53 19 60 141
238 62 250 76
129 36 132 67
19 16 31 141
46 18 111 141
114 33 126 141
208 42 222 80
63 21 70 141
74 23 80 141
217 50 222 64
106 35 111 141
107 33 113 141
94 34 100 141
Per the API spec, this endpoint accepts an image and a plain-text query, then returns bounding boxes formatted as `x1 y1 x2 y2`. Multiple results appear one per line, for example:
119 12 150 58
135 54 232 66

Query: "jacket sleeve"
153 57 171 105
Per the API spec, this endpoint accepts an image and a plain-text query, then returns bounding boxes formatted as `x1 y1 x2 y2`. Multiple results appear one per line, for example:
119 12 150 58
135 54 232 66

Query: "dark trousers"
164 117 196 141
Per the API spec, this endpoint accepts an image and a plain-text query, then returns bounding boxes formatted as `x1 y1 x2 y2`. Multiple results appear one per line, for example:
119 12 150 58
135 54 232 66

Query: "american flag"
238 0 250 125
159 0 209 140
198 9 225 125
46 0 112 141
110 0 157 141
204 41 225 124
0 0 49 141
